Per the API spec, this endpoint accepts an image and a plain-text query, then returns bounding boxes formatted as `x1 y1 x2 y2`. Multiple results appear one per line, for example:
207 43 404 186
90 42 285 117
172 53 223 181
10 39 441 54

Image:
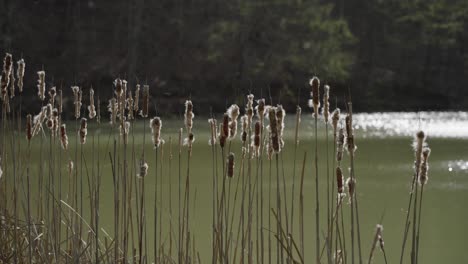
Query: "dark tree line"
1 0 467 116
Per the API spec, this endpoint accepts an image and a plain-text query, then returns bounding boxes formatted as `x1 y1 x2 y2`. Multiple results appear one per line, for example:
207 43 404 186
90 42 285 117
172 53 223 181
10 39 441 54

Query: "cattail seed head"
126 91 134 120
140 85 149 118
323 85 330 122
256 99 266 120
32 106 48 137
240 115 247 143
227 104 240 139
309 77 320 117
252 121 261 157
120 121 131 144
183 132 195 156
336 167 344 194
26 114 32 142
16 59 25 93
276 105 285 148
413 130 426 175
184 100 194 133
246 94 254 126
134 84 140 112
219 123 226 148
332 108 340 136
88 88 96 119
419 147 431 185
138 159 148 178
337 128 344 162
60 124 69 150
346 177 355 203
208 118 217 146
108 98 118 125
227 152 235 178
266 131 274 160
8 61 15 98
79 118 87 144
114 78 123 97
37 71 46 101
49 86 57 106
150 117 163 148
72 86 82 119
268 107 280 153
3 53 12 77
345 113 357 153
1 53 12 98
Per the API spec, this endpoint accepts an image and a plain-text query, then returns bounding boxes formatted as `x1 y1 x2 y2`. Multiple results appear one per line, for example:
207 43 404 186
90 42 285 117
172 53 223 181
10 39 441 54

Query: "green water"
2 113 467 263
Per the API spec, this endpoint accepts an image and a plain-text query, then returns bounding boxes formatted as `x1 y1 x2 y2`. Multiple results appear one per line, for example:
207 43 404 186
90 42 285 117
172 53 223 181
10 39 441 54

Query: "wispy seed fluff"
108 98 118 125
140 85 149 118
114 78 123 98
16 59 25 93
184 100 194 133
208 118 217 146
227 104 240 139
309 77 320 117
240 115 247 143
419 147 431 185
37 71 46 101
32 105 48 137
68 160 74 176
79 118 88 144
331 108 341 137
26 114 32 142
266 131 274 160
1 53 12 99
369 224 384 263
88 88 96 119
246 94 254 126
276 105 286 148
150 117 163 148
60 124 69 150
252 121 261 157
336 127 344 162
134 84 140 112
49 86 57 106
49 108 59 137
256 98 266 121
138 159 148 178
72 86 82 119
8 60 15 98
120 121 131 144
126 91 134 120
268 107 280 153
346 177 356 203
322 85 330 122
227 152 235 178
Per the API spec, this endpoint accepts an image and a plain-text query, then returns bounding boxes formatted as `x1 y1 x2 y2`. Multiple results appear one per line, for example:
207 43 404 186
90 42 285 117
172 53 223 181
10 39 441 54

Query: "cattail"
413 131 426 175
294 105 302 145
37 71 46 101
97 96 101 124
108 98 118 125
114 78 123 98
8 61 15 98
246 94 254 127
1 71 8 99
322 85 330 122
127 91 134 120
184 100 194 133
252 121 261 157
227 104 240 139
140 85 149 118
120 121 131 144
221 113 230 140
138 159 149 178
331 108 340 137
227 152 235 178
16 59 25 93
345 113 356 153
184 132 195 156
419 147 431 185
49 86 57 106
240 115 247 143
134 84 140 112
60 124 69 150
150 117 163 148
122 80 128 96
0 53 12 99
346 177 355 203
336 167 344 194
72 86 81 119
309 77 320 117
276 105 285 148
26 114 32 142
219 123 226 148
256 98 266 120
208 118 217 146
336 127 344 162
88 88 96 119
51 108 59 136
3 53 12 78
32 106 48 137
79 118 87 144
268 107 280 153
58 89 63 114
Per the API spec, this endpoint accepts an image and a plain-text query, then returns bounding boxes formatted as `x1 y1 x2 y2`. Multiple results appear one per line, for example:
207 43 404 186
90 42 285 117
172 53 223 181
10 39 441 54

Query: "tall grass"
0 52 434 264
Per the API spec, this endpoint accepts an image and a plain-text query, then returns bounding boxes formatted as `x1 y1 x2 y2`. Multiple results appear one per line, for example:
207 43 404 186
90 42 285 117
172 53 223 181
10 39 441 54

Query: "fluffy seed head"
184 100 194 133
120 121 131 144
309 77 320 117
268 107 280 153
332 108 341 136
346 177 355 203
138 159 148 178
413 130 426 174
60 124 69 150
114 78 123 97
88 88 96 119
126 91 134 120
16 59 25 93
108 98 118 125
37 71 46 101
8 61 15 98
68 160 74 176
336 167 344 194
276 105 285 148
240 115 247 143
208 118 217 146
134 84 140 112
252 121 261 157
256 99 266 120
150 117 163 148
49 86 57 106
58 89 63 114
72 86 82 119
419 147 431 185
79 118 87 144
246 94 254 126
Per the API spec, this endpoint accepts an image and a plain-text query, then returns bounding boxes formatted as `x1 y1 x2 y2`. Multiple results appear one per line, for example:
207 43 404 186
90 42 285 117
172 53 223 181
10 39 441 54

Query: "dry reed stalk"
290 105 301 247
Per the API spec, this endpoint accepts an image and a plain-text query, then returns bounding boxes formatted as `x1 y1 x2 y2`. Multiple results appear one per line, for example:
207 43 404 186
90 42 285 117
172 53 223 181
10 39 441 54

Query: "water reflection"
354 112 468 138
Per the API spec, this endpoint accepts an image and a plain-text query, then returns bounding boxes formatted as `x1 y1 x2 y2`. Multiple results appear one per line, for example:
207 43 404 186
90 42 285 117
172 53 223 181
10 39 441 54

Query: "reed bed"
0 52 434 264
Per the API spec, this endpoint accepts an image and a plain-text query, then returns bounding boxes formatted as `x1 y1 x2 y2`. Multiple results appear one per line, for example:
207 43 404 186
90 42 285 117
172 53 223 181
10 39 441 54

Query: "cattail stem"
314 114 320 264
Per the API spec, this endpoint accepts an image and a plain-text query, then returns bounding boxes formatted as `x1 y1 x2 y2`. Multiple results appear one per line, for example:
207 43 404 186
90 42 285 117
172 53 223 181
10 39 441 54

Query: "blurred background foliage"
1 0 467 116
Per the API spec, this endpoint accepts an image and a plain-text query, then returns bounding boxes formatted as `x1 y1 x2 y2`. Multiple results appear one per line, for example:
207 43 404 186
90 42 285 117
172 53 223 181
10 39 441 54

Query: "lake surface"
4 111 467 263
